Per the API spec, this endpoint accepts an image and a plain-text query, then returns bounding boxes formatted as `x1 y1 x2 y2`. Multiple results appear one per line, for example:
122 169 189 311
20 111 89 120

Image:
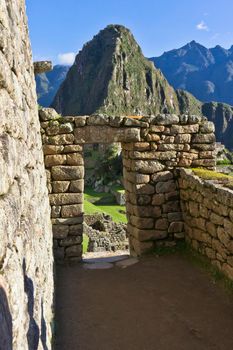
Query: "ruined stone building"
1 1 233 349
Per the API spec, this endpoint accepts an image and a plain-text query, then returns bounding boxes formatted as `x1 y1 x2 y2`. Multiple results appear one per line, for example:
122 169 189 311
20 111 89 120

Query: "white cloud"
57 52 75 65
196 21 209 31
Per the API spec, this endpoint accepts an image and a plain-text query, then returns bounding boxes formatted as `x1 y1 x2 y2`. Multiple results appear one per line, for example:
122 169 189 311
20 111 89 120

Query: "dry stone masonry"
0 1 54 349
179 169 233 280
40 109 217 259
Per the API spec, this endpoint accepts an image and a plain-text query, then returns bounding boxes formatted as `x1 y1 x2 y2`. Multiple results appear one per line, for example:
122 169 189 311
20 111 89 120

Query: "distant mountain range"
35 34 233 149
150 41 233 106
36 65 70 107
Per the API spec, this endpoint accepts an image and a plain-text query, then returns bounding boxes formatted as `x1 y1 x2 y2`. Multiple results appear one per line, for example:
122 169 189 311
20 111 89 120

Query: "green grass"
192 168 233 190
82 234 89 253
217 159 232 166
84 187 127 223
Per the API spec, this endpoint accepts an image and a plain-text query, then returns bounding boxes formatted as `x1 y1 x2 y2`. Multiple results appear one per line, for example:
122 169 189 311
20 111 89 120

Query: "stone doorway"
83 142 129 255
40 109 216 261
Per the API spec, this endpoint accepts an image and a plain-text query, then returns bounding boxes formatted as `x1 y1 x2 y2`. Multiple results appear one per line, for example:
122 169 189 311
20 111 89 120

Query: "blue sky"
26 0 233 65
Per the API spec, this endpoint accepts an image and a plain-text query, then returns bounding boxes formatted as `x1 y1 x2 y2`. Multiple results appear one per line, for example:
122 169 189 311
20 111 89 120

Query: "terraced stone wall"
40 109 216 259
179 169 233 281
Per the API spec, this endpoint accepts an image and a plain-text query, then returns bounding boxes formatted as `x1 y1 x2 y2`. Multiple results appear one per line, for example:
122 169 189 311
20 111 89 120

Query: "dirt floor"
55 254 233 350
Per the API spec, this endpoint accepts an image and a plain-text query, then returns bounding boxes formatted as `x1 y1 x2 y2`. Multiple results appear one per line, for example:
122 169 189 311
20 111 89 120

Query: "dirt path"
55 255 233 350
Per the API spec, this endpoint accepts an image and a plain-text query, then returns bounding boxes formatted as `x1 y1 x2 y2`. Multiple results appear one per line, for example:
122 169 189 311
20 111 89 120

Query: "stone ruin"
1 0 233 348
40 109 216 258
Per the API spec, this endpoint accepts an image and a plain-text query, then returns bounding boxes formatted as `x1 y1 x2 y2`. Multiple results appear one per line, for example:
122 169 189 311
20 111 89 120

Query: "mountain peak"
52 25 179 116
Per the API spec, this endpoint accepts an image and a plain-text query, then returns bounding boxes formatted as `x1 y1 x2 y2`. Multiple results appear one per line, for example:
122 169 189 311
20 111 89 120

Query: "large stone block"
49 193 83 205
132 160 165 174
51 166 84 180
61 204 83 217
74 126 140 143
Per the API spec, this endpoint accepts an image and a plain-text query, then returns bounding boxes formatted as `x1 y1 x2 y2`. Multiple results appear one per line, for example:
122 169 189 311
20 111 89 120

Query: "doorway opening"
82 143 130 259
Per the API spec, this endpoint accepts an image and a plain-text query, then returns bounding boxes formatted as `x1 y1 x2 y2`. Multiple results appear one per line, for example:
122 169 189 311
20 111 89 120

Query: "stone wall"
0 1 53 349
179 169 233 280
40 109 216 260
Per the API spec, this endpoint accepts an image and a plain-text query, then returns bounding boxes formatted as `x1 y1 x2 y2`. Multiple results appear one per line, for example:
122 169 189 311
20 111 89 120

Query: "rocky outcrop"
0 1 53 348
51 25 180 116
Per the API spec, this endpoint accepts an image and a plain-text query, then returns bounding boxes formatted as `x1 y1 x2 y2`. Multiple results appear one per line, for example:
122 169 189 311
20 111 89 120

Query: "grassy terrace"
84 186 127 223
192 168 233 189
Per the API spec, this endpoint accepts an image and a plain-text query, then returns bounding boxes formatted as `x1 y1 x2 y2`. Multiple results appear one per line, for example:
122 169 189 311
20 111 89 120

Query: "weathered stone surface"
152 171 173 183
154 114 179 125
53 225 69 239
69 180 84 193
43 145 64 155
43 133 75 145
52 181 70 193
51 166 84 180
133 160 165 174
39 107 59 121
156 180 176 194
74 126 140 143
61 204 83 217
45 154 67 167
0 2 54 348
192 133 216 144
34 61 52 74
49 193 83 205
66 153 84 165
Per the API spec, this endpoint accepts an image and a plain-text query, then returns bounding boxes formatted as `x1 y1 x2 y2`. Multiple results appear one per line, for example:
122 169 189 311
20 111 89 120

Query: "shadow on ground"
55 255 233 350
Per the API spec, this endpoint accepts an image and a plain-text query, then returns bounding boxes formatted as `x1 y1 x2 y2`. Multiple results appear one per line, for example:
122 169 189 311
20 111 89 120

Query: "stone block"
168 212 183 222
49 193 82 206
52 181 70 193
61 204 83 218
133 142 150 151
52 217 83 225
43 145 64 155
163 201 180 213
69 180 84 193
152 194 165 206
43 134 75 145
168 222 184 233
217 226 230 247
74 116 87 127
222 264 233 280
171 124 199 134
156 180 176 193
130 238 154 256
66 153 84 165
153 114 179 125
155 218 169 230
206 221 217 237
45 155 66 167
192 133 215 144
63 145 83 153
60 236 82 246
52 225 69 239
51 205 61 218
135 174 150 184
199 121 215 134
74 126 140 143
69 224 83 236
210 212 224 226
152 171 173 183
65 244 82 258
135 184 155 195
51 166 84 180
132 160 165 174
46 122 74 135
136 195 151 206
175 134 191 144
130 216 154 229
223 218 233 238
